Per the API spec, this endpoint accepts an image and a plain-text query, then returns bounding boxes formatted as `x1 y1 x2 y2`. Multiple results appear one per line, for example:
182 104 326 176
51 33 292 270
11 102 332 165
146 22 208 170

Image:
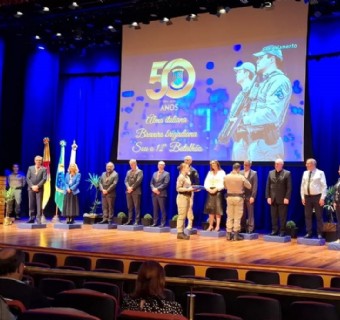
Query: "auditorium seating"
205 267 238 281
195 314 243 320
245 270 280 285
289 301 338 320
183 291 226 315
287 273 324 289
118 310 188 319
39 278 76 300
164 264 195 277
54 288 118 320
330 276 340 288
5 298 26 318
32 253 58 268
18 307 100 320
94 258 124 273
235 295 282 320
83 281 121 304
64 255 92 271
128 260 144 274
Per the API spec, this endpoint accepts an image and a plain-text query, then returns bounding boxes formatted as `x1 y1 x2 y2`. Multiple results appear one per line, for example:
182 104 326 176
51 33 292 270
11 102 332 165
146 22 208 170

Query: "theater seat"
118 310 188 319
287 273 324 289
195 314 243 320
205 267 238 281
54 288 118 320
95 258 124 272
245 270 280 285
39 278 76 300
5 298 26 317
64 255 92 271
18 307 100 320
32 253 58 268
290 301 338 320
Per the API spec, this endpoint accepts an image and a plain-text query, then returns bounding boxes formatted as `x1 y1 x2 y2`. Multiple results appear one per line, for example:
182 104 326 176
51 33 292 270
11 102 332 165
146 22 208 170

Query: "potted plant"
113 212 128 225
323 186 337 241
3 187 15 226
169 214 178 229
83 173 102 224
285 220 298 238
142 213 153 226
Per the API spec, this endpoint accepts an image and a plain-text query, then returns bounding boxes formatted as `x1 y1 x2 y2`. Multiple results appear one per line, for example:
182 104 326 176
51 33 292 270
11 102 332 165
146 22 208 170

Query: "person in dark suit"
124 159 143 225
62 163 81 224
150 161 170 227
26 155 47 224
98 162 119 224
265 158 292 236
240 160 258 233
0 248 50 309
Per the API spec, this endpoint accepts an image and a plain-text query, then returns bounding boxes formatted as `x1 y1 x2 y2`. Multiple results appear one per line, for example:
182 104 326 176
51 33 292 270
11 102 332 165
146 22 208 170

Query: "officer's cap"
233 62 256 74
253 45 283 61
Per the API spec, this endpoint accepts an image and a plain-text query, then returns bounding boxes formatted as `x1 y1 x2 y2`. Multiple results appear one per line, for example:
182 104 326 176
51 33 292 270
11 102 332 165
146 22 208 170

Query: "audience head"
132 261 166 299
0 248 25 280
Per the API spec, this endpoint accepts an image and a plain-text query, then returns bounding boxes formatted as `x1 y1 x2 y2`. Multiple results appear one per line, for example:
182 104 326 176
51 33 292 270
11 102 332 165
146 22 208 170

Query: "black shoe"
270 231 278 236
66 220 70 224
226 232 232 241
177 232 190 240
27 218 35 224
279 232 286 237
99 219 109 224
233 233 244 241
69 218 75 224
317 234 323 239
124 220 132 225
304 233 312 239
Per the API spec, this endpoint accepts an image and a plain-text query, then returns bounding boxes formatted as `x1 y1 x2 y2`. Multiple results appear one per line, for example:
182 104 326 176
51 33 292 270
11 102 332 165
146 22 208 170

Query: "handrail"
25 266 340 301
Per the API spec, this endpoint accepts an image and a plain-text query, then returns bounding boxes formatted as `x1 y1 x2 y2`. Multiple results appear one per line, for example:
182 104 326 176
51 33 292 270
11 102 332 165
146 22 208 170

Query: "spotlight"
107 25 117 32
161 17 172 25
186 13 198 21
130 21 141 29
42 7 50 12
37 45 45 50
69 2 79 9
56 33 62 37
264 1 272 7
217 6 230 17
35 35 41 40
14 11 23 18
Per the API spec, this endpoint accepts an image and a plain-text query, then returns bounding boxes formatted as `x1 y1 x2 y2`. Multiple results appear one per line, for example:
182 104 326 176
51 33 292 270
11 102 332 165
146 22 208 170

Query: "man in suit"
150 161 170 227
240 160 258 233
265 158 292 236
26 155 47 224
98 162 119 224
0 247 50 309
124 159 143 225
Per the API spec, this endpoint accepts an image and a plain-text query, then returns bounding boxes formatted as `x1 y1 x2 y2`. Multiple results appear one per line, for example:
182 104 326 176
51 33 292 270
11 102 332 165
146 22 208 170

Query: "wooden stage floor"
1 221 340 281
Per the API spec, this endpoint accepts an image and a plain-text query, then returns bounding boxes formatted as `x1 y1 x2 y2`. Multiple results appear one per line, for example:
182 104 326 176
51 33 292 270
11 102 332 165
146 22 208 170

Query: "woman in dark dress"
121 261 183 315
62 163 81 224
204 160 226 231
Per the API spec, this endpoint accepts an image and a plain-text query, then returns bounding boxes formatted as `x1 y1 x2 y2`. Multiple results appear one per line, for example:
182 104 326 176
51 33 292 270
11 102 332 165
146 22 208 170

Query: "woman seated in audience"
121 260 183 315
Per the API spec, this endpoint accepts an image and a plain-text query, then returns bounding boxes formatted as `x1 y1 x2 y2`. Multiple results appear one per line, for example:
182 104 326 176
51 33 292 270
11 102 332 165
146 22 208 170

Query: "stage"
1 220 340 286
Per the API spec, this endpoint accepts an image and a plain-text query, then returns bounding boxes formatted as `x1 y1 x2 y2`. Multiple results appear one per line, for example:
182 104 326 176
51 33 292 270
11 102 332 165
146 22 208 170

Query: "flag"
42 137 51 209
55 140 66 212
70 140 78 165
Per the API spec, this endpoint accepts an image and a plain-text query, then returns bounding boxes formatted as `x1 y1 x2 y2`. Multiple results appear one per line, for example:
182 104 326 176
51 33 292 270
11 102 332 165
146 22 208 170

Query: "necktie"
307 171 312 195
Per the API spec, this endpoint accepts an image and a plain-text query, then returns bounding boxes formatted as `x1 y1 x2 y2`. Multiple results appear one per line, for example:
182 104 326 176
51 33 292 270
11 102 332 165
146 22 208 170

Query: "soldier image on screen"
219 45 292 161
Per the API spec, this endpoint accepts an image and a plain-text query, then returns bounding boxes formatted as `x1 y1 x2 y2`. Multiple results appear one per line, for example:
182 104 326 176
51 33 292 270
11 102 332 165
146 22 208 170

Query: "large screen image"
118 1 308 162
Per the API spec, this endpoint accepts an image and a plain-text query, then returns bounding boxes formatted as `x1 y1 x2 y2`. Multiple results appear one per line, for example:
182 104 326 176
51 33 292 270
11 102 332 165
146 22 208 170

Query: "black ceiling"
0 0 339 52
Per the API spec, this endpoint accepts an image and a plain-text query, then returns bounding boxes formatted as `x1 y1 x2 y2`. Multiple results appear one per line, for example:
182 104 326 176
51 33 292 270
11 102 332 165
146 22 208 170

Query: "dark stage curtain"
1 16 340 232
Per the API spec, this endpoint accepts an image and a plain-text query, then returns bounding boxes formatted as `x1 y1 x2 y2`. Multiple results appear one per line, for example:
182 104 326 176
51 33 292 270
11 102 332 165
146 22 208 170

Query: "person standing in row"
265 158 292 236
26 155 47 224
62 163 81 224
6 163 26 220
183 155 200 229
300 158 327 239
333 166 340 243
176 163 194 240
240 160 258 233
224 163 251 241
150 161 170 227
203 160 225 232
124 159 143 225
98 162 119 224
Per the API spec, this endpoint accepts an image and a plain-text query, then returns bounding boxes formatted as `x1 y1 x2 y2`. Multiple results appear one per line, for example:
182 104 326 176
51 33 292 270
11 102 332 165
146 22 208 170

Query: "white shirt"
300 168 327 200
204 170 225 191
